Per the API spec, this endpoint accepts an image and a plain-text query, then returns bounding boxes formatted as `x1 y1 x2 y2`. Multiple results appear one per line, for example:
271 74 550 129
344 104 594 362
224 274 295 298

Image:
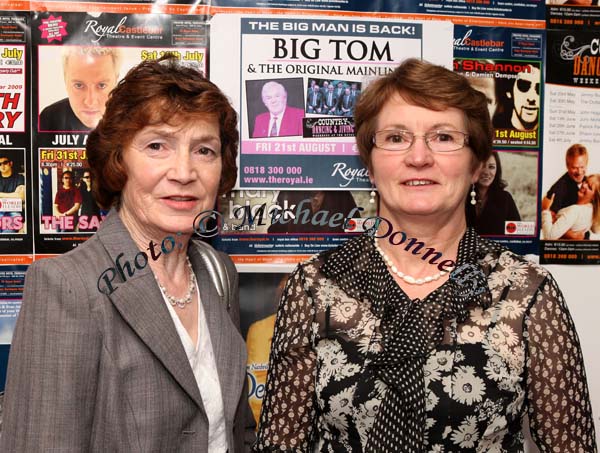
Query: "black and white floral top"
255 229 596 452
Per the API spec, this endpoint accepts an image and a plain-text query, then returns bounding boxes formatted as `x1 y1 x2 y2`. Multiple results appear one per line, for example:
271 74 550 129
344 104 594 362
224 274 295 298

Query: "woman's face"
469 77 497 119
578 179 596 204
477 155 497 189
120 116 222 238
370 94 481 222
311 191 325 212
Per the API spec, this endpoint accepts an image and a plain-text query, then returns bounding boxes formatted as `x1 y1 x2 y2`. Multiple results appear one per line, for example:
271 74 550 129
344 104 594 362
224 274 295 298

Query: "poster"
211 0 545 25
239 272 289 427
36 0 207 3
0 148 27 231
212 189 375 267
32 11 208 253
453 25 542 256
12 1 210 16
38 148 102 233
0 12 32 254
546 0 600 29
0 261 26 344
541 28 600 264
210 14 453 190
453 26 543 149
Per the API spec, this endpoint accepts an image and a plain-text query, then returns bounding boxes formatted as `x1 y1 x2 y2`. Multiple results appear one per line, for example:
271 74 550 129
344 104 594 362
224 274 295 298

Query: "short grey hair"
62 46 122 78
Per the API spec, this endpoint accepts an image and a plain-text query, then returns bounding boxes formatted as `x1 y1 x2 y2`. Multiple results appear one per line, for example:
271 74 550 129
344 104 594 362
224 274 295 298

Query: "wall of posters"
210 14 453 189
0 11 31 254
453 25 543 256
31 11 208 253
0 1 597 447
541 28 600 264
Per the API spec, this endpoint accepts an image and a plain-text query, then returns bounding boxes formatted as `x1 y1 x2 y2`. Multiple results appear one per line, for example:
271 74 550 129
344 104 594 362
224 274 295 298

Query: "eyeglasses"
516 79 539 95
82 176 91 179
0 160 10 166
372 129 469 152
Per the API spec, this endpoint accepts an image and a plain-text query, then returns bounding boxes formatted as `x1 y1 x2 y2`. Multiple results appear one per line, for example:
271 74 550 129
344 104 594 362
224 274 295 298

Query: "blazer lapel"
189 244 246 422
95 210 205 410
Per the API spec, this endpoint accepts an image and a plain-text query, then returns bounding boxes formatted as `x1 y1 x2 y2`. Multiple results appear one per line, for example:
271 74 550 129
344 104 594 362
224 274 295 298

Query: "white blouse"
541 203 592 239
160 281 227 452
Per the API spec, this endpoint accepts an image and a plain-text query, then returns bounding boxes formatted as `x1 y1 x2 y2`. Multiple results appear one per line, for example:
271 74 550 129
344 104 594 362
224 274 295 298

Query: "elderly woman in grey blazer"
1 57 255 452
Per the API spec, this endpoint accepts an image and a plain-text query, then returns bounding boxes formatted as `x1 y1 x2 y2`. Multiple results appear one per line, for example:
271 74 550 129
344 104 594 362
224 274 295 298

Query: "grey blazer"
0 210 255 452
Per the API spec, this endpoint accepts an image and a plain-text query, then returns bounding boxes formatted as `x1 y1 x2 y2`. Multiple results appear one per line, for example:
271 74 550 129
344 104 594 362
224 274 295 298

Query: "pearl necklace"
156 258 196 309
373 237 453 285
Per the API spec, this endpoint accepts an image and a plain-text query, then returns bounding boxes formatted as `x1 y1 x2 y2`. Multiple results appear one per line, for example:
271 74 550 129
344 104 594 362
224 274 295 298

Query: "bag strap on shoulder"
192 240 231 311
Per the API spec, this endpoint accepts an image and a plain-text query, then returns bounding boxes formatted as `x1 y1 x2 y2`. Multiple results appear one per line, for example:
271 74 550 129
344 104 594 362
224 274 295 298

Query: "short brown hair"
565 143 588 164
87 56 238 208
354 58 493 171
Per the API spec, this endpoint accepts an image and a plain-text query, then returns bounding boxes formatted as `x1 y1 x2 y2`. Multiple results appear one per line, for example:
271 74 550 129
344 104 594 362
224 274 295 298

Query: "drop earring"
369 187 377 204
470 184 477 205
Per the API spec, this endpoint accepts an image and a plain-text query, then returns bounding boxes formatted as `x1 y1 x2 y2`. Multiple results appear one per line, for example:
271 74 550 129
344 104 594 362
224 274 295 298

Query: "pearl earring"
470 184 477 205
369 188 377 204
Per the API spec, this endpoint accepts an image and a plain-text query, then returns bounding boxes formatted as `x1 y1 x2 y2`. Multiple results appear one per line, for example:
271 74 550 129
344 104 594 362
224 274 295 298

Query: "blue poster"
210 14 453 189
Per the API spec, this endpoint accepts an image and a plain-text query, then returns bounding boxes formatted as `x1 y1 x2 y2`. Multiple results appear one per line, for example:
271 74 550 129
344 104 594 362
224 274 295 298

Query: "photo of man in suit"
306 79 318 98
338 87 355 116
251 81 304 138
350 82 361 103
335 81 345 98
320 80 330 97
322 84 339 115
306 84 323 114
39 47 122 132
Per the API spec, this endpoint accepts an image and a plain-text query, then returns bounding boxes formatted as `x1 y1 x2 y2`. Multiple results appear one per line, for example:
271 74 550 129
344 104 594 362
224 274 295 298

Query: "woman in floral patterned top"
255 59 596 452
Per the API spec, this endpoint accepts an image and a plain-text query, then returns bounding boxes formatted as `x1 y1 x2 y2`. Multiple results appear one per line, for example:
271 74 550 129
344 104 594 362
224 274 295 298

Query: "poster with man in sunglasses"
492 62 541 147
0 150 26 234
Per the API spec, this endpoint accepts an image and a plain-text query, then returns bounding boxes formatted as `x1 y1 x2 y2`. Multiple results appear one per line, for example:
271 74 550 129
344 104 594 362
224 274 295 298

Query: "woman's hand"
542 194 555 211
562 229 585 240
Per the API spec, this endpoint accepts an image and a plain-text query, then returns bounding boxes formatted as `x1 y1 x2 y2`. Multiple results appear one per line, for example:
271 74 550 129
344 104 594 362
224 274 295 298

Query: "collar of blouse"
320 228 502 321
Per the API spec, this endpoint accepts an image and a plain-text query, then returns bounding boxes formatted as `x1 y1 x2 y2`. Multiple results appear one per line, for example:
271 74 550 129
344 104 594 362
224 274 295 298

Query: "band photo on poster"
305 78 361 117
0 149 26 235
38 149 104 234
